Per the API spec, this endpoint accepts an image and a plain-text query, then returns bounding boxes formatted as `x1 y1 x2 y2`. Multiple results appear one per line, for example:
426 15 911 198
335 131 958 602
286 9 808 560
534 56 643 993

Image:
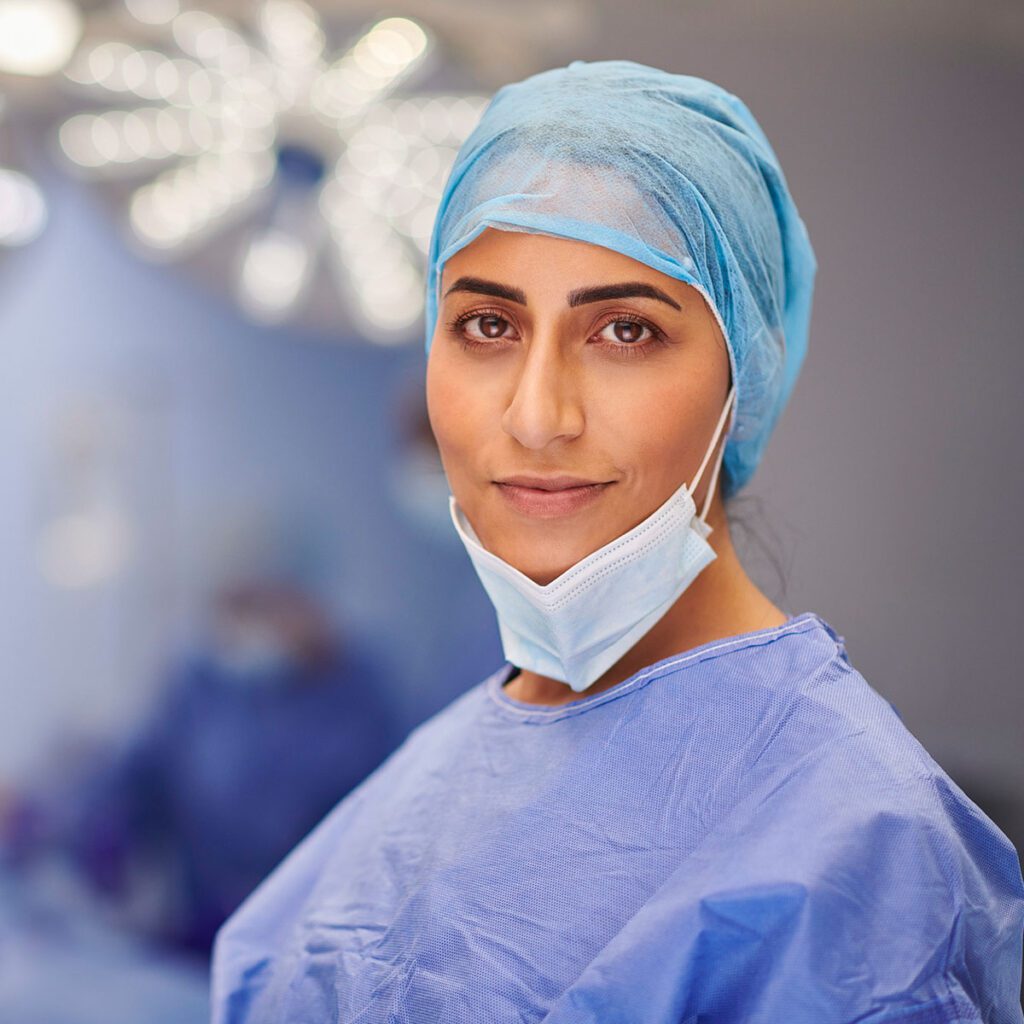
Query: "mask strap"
688 384 736 523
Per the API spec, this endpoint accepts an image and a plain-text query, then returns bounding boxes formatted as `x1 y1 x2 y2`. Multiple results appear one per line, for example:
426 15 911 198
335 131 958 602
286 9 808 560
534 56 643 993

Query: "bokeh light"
0 0 82 77
0 168 47 247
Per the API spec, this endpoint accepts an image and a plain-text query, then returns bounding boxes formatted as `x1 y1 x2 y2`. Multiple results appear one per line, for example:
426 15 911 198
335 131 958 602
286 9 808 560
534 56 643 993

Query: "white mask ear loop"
688 384 736 524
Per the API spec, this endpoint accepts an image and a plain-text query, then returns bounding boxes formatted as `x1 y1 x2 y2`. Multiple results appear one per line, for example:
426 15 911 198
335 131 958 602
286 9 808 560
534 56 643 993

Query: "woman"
212 61 1024 1022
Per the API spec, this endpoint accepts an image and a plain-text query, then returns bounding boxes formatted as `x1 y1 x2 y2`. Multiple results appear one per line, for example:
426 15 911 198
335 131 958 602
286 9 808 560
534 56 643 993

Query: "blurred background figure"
2 507 399 959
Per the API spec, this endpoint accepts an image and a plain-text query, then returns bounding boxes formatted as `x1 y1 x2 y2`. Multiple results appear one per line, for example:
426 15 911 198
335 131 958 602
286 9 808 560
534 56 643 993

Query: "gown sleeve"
210 749 390 1024
541 729 1024 1024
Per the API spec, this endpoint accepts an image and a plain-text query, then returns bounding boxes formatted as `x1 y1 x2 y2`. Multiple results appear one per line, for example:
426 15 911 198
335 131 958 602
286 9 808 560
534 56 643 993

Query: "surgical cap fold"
424 59 817 497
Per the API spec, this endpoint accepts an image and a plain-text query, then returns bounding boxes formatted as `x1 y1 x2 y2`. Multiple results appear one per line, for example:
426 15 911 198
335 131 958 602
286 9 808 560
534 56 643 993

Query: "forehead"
439 228 690 302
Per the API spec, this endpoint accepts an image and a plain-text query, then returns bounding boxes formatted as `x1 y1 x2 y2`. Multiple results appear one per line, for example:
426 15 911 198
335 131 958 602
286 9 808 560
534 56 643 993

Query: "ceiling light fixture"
58 0 487 340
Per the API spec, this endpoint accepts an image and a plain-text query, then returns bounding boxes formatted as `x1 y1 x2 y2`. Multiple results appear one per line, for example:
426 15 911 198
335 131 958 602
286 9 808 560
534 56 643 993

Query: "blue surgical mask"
450 386 736 693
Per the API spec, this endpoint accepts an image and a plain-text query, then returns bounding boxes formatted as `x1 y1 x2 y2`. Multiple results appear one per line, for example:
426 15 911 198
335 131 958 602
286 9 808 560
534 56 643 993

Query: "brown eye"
478 314 508 338
597 319 653 345
460 313 512 341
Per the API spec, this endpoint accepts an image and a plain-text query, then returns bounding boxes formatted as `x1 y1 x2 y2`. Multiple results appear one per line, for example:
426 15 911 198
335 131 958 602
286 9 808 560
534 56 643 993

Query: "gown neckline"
486 611 835 723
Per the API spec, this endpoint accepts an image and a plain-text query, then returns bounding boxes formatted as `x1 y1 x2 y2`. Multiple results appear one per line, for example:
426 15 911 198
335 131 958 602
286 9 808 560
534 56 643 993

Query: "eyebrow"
569 281 682 310
443 276 527 305
442 277 683 311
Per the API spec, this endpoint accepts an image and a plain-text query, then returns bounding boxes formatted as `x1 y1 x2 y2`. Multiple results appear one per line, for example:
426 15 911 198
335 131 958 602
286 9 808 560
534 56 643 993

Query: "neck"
503 494 788 707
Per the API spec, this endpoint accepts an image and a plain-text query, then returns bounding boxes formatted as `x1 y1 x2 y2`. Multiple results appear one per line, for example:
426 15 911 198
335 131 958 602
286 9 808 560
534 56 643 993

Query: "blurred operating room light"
0 0 83 77
260 0 326 67
124 0 180 25
128 149 275 249
310 17 429 122
0 168 47 247
56 2 488 339
238 227 312 321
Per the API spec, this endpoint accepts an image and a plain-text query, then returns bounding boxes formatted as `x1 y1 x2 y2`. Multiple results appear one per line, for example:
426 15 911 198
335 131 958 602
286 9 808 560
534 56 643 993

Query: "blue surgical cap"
423 59 816 497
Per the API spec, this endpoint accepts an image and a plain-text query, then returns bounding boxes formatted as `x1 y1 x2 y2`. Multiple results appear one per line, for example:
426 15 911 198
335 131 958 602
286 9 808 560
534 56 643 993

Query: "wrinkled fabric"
211 613 1024 1022
423 59 817 497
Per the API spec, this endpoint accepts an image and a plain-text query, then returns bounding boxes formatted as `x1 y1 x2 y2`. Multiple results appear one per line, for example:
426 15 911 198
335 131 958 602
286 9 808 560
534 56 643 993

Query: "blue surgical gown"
211 613 1024 1022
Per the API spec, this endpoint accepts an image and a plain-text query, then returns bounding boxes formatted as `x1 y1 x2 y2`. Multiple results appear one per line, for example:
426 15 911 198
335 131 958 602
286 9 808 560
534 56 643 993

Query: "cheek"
595 366 706 477
426 348 490 481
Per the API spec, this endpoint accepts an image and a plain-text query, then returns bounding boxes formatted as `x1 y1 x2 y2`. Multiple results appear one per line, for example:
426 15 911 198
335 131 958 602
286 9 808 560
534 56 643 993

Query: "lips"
494 475 613 517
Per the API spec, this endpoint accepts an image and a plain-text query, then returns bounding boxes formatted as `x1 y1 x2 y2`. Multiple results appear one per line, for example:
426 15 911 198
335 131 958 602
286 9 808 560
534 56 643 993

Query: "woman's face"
426 228 731 585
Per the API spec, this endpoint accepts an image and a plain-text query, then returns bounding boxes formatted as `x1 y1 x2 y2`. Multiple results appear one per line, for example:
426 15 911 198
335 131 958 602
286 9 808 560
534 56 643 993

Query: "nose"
500 334 585 451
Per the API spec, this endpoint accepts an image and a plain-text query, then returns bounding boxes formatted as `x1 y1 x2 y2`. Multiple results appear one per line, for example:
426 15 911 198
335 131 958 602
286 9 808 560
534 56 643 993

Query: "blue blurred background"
1 0 1022 1018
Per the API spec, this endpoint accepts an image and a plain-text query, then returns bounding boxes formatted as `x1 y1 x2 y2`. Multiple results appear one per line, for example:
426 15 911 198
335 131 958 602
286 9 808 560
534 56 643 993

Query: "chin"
493 534 598 586
466 493 625 581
